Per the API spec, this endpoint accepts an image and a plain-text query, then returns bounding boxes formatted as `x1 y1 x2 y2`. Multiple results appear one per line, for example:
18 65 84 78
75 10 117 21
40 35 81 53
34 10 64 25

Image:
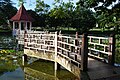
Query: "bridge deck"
88 58 120 80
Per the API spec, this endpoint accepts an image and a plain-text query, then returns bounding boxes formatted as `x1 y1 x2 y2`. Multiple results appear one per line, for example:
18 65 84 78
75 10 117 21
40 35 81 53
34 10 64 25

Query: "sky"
11 0 79 10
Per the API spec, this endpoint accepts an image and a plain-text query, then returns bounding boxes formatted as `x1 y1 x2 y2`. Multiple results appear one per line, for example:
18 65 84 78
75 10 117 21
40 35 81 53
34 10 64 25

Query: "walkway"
88 58 120 80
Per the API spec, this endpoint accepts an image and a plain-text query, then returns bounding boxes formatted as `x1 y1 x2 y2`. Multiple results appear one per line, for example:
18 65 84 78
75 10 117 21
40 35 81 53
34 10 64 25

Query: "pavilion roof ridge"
10 4 34 22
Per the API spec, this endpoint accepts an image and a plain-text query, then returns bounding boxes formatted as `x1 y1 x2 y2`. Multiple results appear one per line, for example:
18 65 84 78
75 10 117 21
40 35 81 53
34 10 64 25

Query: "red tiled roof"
10 4 34 22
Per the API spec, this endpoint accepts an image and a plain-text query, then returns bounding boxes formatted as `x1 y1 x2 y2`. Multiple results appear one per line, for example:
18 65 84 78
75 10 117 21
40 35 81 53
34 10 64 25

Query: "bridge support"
22 54 28 65
54 31 61 71
81 33 88 71
108 33 115 65
55 62 61 71
54 57 60 78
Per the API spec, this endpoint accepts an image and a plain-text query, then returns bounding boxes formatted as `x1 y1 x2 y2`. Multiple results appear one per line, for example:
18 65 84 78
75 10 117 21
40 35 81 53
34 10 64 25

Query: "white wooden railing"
23 31 115 72
88 34 115 64
16 30 47 44
24 31 56 53
57 34 82 67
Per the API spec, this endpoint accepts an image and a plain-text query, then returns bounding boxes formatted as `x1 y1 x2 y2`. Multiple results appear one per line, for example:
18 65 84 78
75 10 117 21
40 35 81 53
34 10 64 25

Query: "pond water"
0 34 78 80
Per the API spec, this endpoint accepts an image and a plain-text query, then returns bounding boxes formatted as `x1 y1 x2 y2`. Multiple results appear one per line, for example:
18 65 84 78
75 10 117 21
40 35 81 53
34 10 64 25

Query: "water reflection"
0 35 15 49
0 53 24 80
0 34 24 80
0 57 78 80
0 67 24 80
25 67 59 80
24 59 78 80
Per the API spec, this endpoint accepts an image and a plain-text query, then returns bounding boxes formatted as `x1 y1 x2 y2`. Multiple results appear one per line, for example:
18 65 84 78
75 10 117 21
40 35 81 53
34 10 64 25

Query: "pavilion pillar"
13 21 15 30
19 21 21 32
12 21 16 37
25 21 27 31
30 22 32 30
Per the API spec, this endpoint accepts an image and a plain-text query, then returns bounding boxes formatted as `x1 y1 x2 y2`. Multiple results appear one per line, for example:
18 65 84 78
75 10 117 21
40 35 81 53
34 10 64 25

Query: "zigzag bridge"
17 31 120 80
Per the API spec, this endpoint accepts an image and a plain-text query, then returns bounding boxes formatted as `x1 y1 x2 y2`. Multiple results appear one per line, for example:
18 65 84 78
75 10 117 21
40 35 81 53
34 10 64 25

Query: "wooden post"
22 54 27 65
30 22 32 31
76 32 78 38
13 21 15 31
25 21 27 31
81 33 88 71
75 32 79 61
75 32 79 46
108 34 115 65
24 29 27 48
54 32 61 70
19 21 21 31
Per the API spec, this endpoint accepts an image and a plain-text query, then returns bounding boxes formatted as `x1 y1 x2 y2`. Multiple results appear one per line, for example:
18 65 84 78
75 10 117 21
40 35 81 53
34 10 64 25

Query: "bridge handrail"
88 34 115 64
57 33 82 67
24 32 56 53
23 31 115 71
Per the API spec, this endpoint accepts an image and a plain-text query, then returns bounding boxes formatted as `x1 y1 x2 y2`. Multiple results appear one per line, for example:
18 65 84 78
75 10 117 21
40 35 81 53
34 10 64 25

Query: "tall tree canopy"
77 0 120 32
48 0 96 31
35 0 50 15
73 7 96 32
0 0 17 27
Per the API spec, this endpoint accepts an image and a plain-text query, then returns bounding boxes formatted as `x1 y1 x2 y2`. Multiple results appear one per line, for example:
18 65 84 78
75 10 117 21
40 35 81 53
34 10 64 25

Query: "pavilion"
10 4 34 36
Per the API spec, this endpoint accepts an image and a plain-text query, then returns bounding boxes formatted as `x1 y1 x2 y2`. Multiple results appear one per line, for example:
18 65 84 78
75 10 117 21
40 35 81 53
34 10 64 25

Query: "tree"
48 0 76 30
49 0 66 30
69 0 96 32
27 10 45 27
77 0 120 32
72 7 96 33
35 0 50 15
0 0 17 28
35 0 50 29
62 0 75 30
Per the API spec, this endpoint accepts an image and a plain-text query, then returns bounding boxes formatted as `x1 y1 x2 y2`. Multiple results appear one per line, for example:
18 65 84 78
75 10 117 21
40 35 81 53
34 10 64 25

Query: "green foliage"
73 7 96 32
0 0 17 28
0 50 15 54
77 0 120 32
115 34 120 63
48 0 96 31
27 10 46 27
0 60 18 73
115 48 120 63
49 7 65 19
35 0 50 14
